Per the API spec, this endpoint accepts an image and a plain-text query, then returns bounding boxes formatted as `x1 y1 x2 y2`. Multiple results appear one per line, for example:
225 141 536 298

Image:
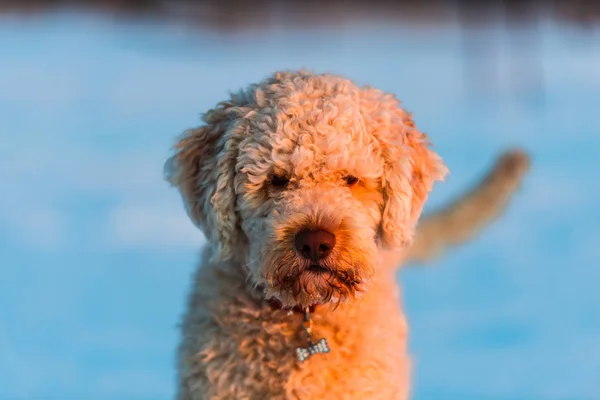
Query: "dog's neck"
264 297 319 314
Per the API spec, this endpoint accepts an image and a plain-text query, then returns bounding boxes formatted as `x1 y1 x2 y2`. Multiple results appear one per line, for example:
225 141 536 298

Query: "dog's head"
165 71 447 308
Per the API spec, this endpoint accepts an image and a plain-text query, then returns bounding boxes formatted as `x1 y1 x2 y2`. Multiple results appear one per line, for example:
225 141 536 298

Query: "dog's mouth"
268 260 363 307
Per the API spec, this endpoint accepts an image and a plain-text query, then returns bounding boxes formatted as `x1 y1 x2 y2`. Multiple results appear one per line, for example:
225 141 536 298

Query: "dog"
165 70 529 399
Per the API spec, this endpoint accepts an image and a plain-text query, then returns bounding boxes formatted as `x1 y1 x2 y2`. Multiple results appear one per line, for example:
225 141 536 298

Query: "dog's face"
166 71 447 308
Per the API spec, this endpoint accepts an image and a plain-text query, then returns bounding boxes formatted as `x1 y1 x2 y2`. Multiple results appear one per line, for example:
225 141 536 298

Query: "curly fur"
165 70 449 399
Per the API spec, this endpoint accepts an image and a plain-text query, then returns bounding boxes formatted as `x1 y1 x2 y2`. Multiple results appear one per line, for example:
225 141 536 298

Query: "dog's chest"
181 266 410 399
284 302 410 399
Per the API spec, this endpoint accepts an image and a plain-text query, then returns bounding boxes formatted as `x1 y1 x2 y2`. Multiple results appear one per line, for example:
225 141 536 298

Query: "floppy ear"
360 88 448 249
164 101 246 261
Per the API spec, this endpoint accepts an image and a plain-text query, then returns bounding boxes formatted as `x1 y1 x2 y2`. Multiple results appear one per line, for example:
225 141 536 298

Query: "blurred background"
1 1 599 399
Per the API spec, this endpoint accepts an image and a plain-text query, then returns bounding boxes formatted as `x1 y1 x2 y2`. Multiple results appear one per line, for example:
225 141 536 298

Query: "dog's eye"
344 175 359 186
270 175 290 189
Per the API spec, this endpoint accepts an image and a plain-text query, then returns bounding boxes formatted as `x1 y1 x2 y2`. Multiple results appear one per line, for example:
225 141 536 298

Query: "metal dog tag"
295 307 330 362
296 338 330 362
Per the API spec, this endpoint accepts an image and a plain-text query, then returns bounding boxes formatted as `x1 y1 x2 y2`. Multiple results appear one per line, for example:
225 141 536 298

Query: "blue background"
1 10 599 400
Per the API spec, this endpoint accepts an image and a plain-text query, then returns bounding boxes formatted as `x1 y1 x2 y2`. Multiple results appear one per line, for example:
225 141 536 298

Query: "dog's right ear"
164 101 246 261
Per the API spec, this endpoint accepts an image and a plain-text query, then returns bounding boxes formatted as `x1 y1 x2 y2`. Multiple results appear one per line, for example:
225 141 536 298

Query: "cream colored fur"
165 70 527 399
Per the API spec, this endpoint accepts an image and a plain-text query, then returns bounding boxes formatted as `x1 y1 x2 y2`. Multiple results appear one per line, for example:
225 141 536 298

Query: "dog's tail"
407 149 530 264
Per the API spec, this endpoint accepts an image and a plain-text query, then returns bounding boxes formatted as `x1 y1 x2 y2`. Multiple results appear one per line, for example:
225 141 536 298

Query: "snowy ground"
0 11 599 400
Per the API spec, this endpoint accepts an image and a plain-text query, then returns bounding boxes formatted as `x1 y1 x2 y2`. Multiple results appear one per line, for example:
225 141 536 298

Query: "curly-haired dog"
165 70 529 399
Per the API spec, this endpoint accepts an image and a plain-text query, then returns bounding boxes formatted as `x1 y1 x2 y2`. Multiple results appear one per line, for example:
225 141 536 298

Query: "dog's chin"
266 268 363 309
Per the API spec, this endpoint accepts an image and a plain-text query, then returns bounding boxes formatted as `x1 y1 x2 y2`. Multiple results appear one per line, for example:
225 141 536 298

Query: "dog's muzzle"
294 229 336 262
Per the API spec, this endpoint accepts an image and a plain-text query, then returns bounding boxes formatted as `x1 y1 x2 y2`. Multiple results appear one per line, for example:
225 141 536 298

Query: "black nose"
295 229 336 261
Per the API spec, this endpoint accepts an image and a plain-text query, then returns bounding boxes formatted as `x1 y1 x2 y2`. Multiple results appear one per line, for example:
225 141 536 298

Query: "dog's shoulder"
177 253 298 399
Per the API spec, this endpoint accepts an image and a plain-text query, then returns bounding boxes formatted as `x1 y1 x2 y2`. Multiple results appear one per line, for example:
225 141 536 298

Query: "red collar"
265 298 319 314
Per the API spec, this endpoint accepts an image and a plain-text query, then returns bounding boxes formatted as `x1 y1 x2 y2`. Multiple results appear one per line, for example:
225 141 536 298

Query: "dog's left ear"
360 88 448 249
